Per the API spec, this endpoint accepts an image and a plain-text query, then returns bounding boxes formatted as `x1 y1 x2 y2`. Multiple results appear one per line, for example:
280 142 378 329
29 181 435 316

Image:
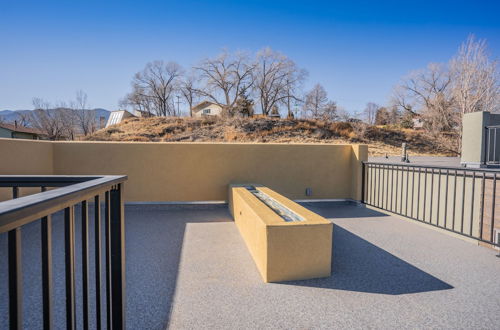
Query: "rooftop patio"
2 202 499 329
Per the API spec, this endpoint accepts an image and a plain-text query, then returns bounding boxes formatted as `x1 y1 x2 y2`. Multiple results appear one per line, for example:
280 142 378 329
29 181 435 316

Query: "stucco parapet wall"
1 138 368 202
229 184 333 283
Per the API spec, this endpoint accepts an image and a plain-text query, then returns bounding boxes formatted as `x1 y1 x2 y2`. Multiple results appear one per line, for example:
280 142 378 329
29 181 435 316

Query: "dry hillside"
86 116 457 157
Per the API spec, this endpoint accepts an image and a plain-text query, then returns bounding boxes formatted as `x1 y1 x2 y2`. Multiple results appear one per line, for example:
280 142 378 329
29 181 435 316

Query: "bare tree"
363 102 379 125
321 101 338 121
393 63 455 133
125 60 184 116
119 85 154 115
450 35 500 116
180 74 199 117
29 98 67 140
71 90 96 136
303 83 330 119
282 66 307 118
253 48 305 116
193 50 255 116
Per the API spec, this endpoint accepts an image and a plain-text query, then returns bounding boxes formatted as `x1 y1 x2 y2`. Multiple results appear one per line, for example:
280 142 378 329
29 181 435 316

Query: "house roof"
191 101 224 112
110 110 136 116
0 122 41 135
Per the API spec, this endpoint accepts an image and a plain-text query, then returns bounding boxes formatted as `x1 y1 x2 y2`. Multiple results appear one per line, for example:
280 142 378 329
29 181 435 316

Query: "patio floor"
1 202 500 329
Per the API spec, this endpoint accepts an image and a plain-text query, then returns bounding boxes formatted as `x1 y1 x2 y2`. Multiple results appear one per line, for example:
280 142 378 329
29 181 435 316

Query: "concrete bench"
228 184 333 282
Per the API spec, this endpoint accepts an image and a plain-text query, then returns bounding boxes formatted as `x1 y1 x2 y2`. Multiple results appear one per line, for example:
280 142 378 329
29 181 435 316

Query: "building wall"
0 138 367 202
0 138 54 201
0 127 12 138
193 104 223 117
12 131 37 139
461 111 500 166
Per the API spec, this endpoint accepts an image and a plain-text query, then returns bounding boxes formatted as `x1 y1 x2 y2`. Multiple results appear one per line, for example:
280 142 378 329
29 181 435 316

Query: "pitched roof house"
191 101 224 117
0 121 41 139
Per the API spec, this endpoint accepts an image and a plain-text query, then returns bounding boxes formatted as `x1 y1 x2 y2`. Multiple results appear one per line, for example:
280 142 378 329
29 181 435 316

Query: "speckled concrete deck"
1 202 499 329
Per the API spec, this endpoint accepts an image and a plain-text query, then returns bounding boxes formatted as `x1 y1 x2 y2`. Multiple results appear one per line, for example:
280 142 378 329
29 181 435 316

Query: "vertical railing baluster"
95 195 102 330
460 170 466 234
8 228 22 330
423 168 427 222
384 165 389 210
452 170 457 231
82 200 90 330
416 168 421 220
110 184 126 330
371 165 374 205
469 172 476 237
411 167 415 217
436 169 441 227
444 170 449 229
9 185 22 330
377 165 381 207
12 186 19 199
479 172 486 240
395 166 399 213
429 169 434 224
65 206 76 330
368 165 372 204
399 166 404 215
405 166 409 216
105 191 112 330
390 165 394 212
490 173 497 243
41 215 53 330
361 162 366 203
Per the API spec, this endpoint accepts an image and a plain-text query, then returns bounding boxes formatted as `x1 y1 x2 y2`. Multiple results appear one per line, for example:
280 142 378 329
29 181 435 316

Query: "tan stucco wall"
461 111 488 164
0 138 54 200
1 138 367 202
351 144 368 201
229 185 332 282
461 111 500 165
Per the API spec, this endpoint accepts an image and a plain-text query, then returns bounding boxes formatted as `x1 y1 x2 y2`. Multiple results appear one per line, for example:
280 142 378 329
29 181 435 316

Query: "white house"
412 116 424 129
191 101 224 117
105 110 136 128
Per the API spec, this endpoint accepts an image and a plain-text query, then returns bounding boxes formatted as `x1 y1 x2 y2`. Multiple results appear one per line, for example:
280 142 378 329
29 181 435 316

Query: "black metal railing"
485 125 500 166
362 163 499 248
0 175 127 330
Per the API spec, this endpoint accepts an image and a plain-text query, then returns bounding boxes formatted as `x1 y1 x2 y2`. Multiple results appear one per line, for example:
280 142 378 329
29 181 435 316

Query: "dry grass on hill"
85 116 457 157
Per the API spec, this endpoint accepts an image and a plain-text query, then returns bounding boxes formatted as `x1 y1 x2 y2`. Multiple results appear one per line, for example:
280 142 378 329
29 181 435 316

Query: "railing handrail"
485 125 500 129
362 161 500 173
0 175 127 233
0 175 104 187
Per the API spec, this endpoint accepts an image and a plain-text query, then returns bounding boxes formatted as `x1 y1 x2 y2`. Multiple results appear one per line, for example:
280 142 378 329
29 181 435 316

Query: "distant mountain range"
0 108 111 125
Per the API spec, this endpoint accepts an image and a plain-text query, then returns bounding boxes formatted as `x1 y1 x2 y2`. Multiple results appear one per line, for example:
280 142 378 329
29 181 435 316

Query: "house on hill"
192 101 224 117
412 115 424 129
0 121 41 139
105 110 136 128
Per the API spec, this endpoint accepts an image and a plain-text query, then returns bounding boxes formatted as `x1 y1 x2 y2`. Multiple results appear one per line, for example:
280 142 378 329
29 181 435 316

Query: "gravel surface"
1 202 499 329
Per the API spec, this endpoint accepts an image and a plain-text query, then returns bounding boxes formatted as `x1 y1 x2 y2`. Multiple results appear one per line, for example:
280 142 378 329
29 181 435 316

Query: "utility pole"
176 96 181 116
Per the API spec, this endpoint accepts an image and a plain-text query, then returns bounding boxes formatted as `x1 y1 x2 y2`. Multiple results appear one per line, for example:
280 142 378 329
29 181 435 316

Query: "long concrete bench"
228 184 333 282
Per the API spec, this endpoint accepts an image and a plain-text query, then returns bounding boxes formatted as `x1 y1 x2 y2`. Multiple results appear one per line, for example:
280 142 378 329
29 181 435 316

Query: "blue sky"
1 0 500 113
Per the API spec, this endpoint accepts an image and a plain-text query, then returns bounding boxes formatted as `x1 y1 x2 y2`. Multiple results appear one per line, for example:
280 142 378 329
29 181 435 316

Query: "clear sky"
1 0 500 113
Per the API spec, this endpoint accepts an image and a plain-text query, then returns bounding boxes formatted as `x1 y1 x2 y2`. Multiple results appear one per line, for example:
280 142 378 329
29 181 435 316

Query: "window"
203 109 211 114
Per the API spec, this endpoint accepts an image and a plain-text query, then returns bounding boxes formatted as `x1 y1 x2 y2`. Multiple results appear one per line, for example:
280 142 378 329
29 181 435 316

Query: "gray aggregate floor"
1 202 499 329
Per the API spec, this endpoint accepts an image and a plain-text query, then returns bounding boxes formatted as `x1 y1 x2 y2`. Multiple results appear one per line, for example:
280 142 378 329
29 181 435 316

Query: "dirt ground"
86 116 457 157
